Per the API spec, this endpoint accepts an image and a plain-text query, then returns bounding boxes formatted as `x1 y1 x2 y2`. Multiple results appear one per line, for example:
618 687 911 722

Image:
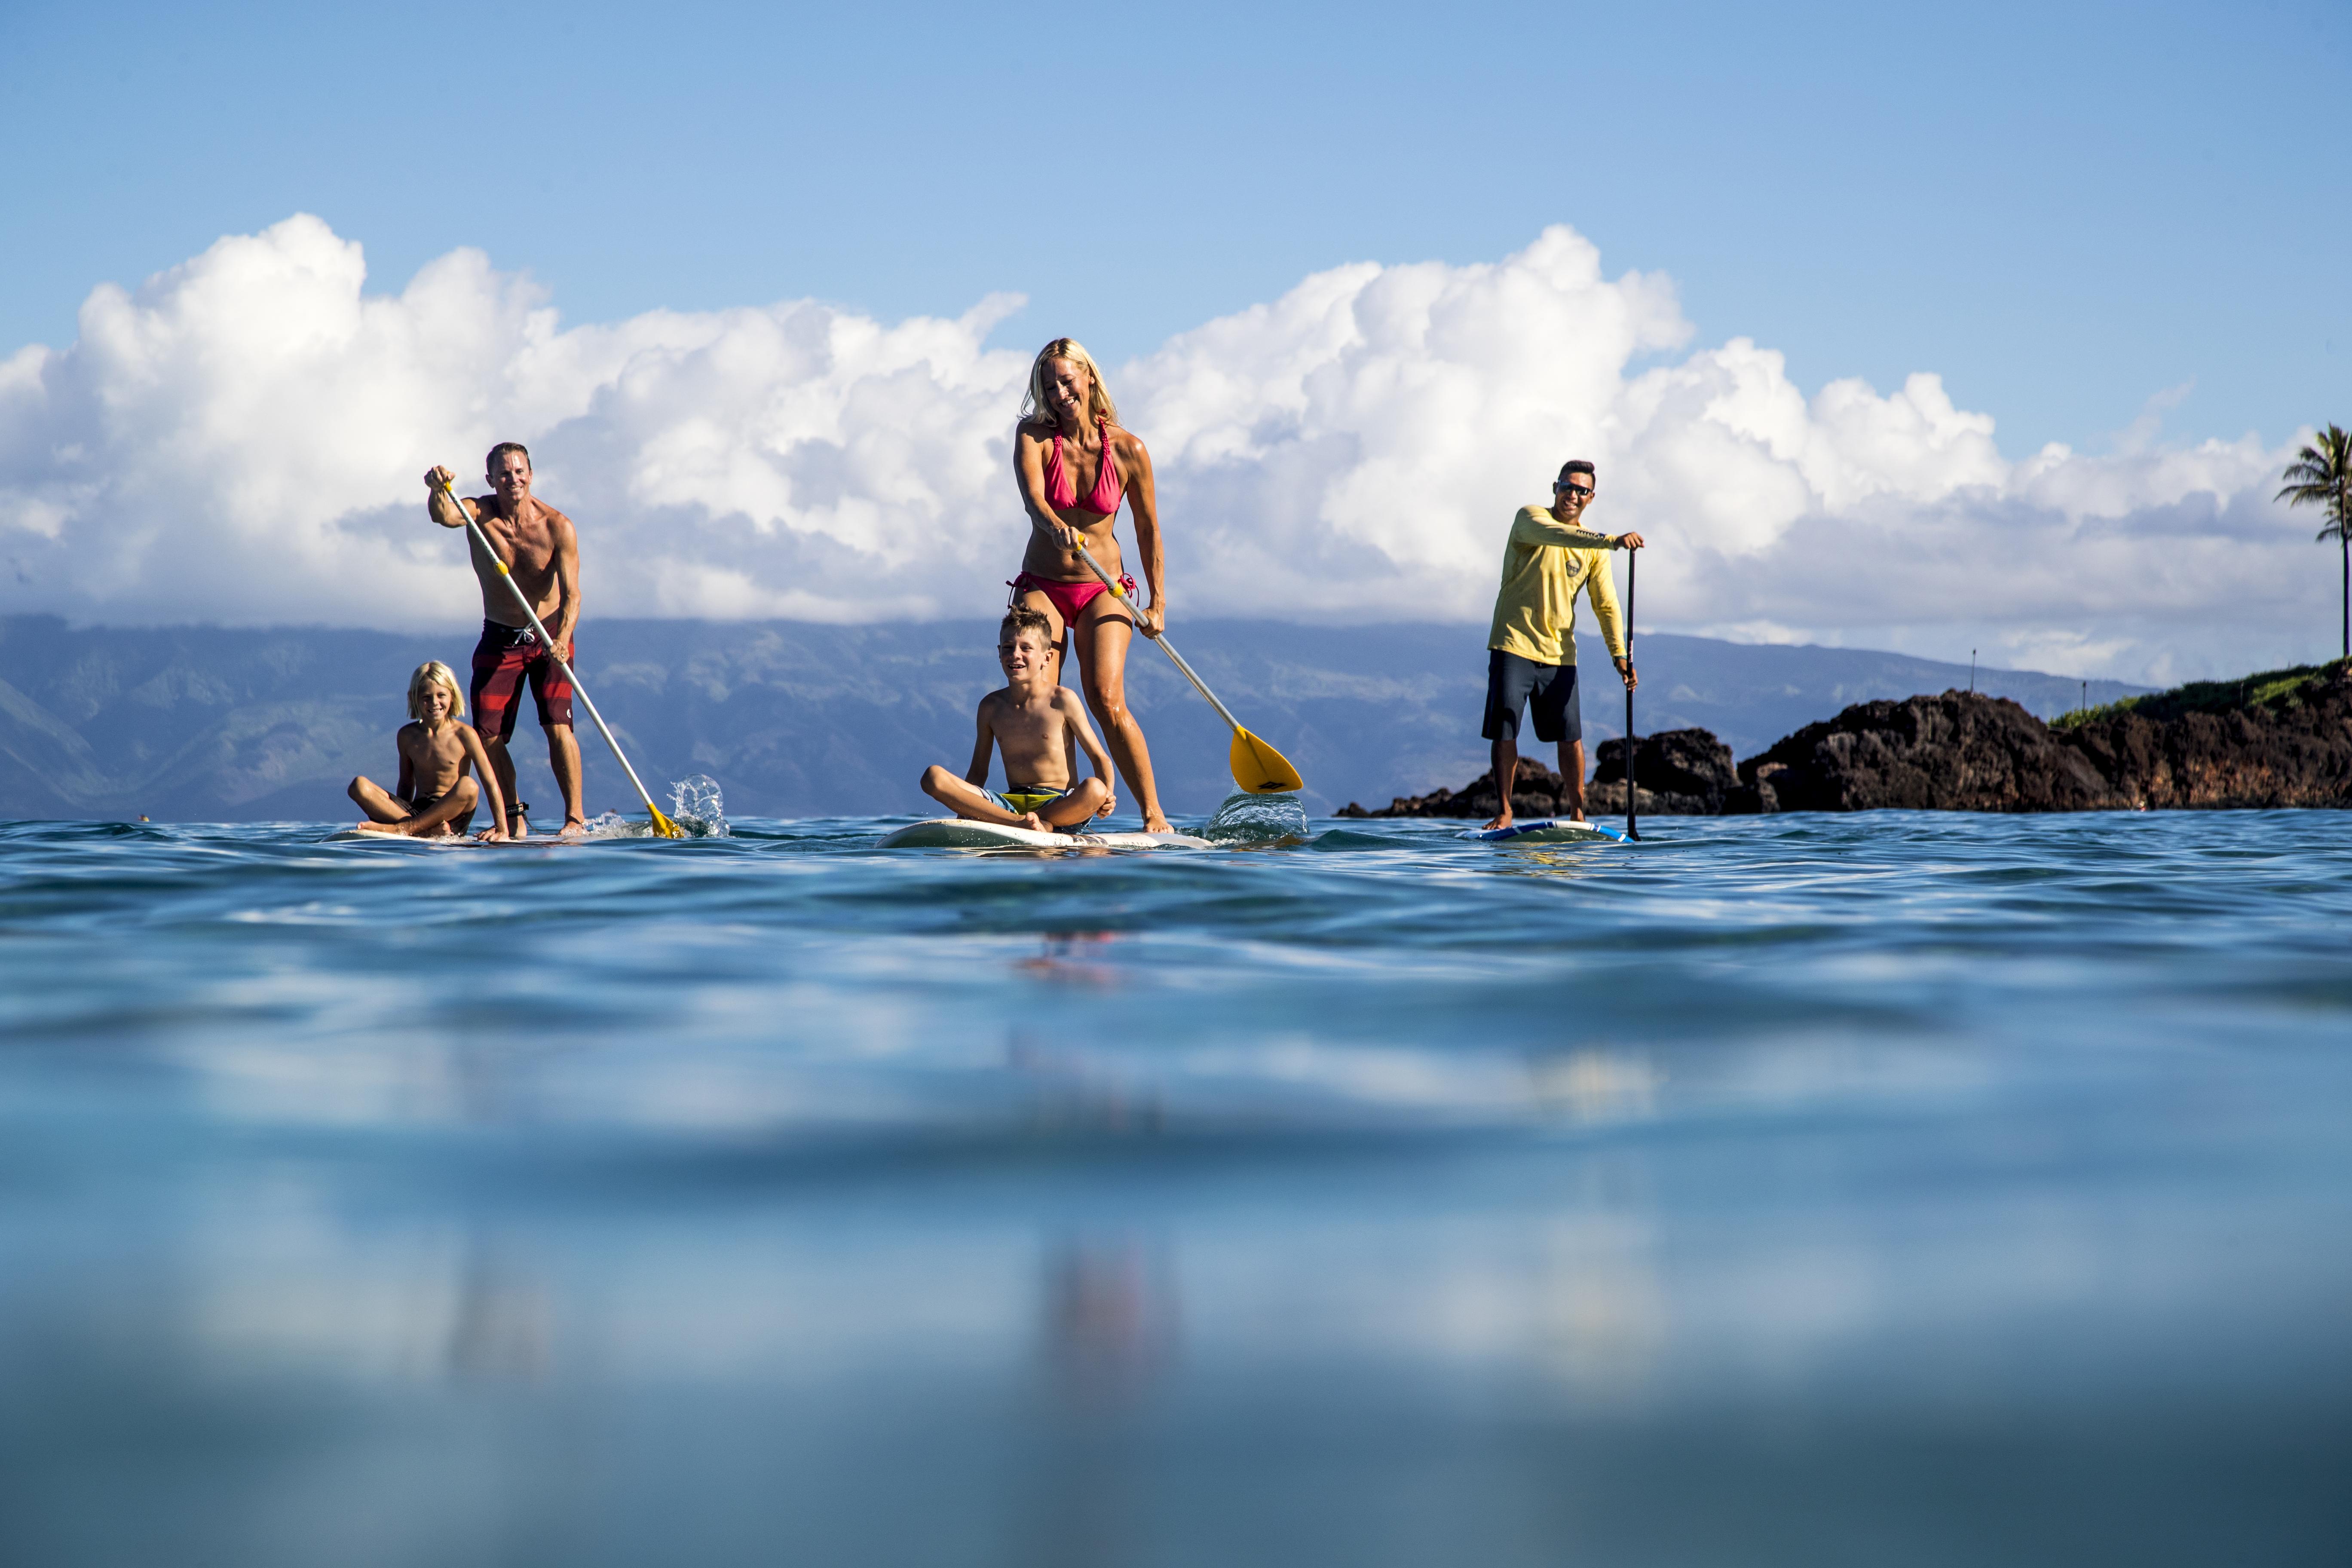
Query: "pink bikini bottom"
1008 570 1136 627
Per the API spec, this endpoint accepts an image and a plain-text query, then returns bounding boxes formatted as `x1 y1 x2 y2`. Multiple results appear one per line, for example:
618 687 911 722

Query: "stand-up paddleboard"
878 818 1213 851
1460 818 1625 845
325 828 594 845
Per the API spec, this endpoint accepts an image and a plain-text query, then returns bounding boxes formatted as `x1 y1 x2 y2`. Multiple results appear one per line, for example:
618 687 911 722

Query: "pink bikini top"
1045 417 1124 515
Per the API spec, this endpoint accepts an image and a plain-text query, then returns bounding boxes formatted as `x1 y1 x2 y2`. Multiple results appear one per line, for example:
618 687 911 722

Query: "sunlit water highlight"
0 808 2346 1565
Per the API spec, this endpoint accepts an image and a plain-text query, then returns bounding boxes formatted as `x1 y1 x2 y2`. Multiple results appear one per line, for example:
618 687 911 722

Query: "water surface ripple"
1 811 2346 1566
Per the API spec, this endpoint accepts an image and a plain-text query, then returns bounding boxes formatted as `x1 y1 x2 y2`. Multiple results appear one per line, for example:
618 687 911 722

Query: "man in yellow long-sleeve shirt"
1483 459 1642 831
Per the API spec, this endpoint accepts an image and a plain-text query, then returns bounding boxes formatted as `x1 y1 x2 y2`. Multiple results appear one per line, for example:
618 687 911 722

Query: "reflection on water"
1014 932 1126 988
1023 1237 1180 1568
1044 1237 1177 1409
1531 1048 1660 1125
0 811 2347 1565
447 1239 551 1381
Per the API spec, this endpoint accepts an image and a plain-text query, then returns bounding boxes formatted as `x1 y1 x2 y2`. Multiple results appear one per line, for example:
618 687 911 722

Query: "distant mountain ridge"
0 616 2147 822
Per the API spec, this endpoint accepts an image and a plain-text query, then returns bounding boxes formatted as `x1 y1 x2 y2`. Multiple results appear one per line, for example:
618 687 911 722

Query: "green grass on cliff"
2050 657 2352 732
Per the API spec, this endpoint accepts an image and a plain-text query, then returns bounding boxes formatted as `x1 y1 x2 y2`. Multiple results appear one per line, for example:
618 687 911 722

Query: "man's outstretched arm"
1513 508 1641 551
423 466 473 529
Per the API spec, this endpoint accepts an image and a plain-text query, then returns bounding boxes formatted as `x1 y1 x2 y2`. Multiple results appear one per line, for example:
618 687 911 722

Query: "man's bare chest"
478 517 558 575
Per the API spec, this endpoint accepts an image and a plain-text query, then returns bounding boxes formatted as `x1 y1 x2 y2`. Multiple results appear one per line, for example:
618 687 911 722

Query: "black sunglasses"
1554 481 1594 498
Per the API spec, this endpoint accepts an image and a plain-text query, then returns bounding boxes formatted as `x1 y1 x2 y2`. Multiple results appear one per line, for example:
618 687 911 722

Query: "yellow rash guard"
1486 505 1628 666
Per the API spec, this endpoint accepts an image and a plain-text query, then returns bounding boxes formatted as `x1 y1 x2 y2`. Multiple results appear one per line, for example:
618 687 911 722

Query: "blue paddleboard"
1459 818 1626 845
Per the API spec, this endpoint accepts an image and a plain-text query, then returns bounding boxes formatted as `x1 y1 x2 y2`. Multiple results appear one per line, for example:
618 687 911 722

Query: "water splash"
668 775 729 837
1196 791 1309 845
573 776 729 839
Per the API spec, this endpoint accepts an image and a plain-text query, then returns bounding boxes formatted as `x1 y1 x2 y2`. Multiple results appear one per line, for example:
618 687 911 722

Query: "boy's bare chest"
404 728 467 776
992 699 1063 745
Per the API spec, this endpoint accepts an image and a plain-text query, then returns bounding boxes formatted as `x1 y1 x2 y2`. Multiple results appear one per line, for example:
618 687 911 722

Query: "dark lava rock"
1735 690 2114 812
1337 760 1575 821
1335 730 1733 818
1592 729 1737 814
1335 662 2352 819
2061 661 2352 808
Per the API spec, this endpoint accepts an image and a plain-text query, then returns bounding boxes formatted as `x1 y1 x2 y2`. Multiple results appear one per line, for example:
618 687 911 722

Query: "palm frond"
2276 424 2352 514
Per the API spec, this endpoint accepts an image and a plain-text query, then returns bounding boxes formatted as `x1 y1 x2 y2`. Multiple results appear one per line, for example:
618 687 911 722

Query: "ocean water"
1 801 2347 1566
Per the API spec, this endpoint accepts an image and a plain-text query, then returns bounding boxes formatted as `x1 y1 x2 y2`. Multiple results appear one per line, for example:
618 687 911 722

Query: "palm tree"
2278 424 2352 660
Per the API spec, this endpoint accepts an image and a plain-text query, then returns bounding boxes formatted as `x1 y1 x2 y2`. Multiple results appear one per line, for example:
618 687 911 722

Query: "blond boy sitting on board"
348 662 508 840
921 608 1117 833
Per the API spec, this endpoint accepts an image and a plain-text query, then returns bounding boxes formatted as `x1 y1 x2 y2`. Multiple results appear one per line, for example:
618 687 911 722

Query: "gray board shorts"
1482 649 1580 744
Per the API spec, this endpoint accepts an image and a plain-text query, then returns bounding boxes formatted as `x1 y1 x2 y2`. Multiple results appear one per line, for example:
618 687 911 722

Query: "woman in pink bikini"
1011 337 1172 833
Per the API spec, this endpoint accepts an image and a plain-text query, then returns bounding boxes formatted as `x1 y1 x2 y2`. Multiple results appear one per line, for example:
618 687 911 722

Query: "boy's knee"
347 777 366 802
453 776 480 805
920 765 951 795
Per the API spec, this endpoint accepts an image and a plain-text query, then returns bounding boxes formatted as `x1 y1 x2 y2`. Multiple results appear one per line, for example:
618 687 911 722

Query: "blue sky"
3 0 2343 457
3 0 2346 680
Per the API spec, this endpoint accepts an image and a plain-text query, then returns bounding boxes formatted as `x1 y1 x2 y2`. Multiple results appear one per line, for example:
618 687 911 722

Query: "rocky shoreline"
1338 660 2352 817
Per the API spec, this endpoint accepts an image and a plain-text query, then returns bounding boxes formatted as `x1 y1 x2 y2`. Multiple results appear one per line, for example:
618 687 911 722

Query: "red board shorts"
469 620 574 742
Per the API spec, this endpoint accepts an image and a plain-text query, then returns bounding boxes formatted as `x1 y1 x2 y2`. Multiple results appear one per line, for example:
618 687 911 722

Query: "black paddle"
1623 546 1640 842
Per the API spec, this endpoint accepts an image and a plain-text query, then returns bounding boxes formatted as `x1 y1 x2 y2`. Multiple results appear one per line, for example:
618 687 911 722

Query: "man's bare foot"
1482 812 1513 832
560 817 588 836
1143 814 1172 834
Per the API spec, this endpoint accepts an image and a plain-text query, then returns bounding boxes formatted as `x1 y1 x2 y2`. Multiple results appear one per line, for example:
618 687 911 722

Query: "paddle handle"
437 478 674 830
1623 545 1639 841
1068 542 1245 737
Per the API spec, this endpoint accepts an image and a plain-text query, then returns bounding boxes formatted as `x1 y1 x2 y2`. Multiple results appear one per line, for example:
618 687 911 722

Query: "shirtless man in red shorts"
424 443 585 836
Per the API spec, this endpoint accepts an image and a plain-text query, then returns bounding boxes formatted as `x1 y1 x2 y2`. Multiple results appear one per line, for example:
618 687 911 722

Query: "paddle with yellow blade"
432 473 683 839
1069 542 1304 795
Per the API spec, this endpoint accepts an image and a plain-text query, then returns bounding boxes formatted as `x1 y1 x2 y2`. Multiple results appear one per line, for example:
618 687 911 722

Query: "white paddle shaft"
437 478 668 823
1067 542 1245 735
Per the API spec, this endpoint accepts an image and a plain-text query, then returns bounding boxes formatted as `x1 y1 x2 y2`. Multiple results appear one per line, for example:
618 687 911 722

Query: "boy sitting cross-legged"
921 608 1118 833
348 661 508 840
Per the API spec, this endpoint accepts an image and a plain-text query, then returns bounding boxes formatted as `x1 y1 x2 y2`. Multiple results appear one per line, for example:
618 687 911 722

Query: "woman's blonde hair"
1021 337 1119 428
406 661 466 724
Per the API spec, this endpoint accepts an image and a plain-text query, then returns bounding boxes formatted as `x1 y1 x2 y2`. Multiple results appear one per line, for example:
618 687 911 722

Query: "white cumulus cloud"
0 214 2326 683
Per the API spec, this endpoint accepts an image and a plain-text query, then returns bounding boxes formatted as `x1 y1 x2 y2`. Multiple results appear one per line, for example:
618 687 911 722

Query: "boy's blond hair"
406 661 466 723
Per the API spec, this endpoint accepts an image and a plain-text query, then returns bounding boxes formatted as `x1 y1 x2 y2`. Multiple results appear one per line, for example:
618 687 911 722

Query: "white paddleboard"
877 818 1213 851
1459 818 1626 845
